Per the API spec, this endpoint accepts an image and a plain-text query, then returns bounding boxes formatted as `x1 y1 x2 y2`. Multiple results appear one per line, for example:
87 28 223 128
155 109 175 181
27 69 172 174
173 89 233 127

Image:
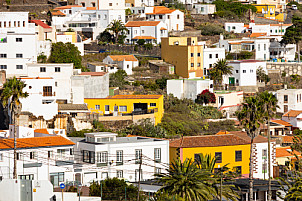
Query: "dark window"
159 15 163 19
0 65 7 69
194 153 201 163
43 86 53 96
0 54 7 58
215 152 222 163
150 103 156 107
284 105 288 112
284 95 288 103
40 67 46 72
16 38 22 42
16 54 23 58
209 54 212 59
16 65 23 69
235 150 242 162
235 166 242 174
216 54 218 58
197 53 201 57
55 67 60 72
191 53 194 57
191 63 194 67
177 14 179 19
83 150 95 163
105 105 109 111
236 70 239 73
30 152 36 159
50 172 64 187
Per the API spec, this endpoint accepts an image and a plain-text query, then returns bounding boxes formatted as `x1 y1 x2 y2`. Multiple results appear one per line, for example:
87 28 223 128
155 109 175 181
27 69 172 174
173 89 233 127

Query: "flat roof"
80 136 166 145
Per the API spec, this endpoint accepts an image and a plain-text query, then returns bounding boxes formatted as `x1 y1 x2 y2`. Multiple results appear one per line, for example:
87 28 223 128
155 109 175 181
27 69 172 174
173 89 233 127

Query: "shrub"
198 23 225 36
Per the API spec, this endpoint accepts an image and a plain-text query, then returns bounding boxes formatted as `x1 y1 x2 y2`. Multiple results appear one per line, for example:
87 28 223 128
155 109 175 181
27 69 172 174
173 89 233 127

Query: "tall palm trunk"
267 119 272 201
12 107 17 179
249 138 254 201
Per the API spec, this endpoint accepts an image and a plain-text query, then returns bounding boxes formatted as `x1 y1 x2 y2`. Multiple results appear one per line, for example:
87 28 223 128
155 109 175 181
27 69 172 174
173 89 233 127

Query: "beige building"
211 91 243 115
161 37 204 78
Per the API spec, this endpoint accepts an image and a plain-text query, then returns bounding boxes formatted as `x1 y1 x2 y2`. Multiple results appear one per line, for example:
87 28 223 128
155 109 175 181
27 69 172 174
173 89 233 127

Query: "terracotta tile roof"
244 24 249 28
169 134 250 148
283 110 302 117
270 24 292 27
108 55 138 61
86 95 163 100
271 119 292 127
249 33 267 38
132 36 156 40
0 136 74 150
30 20 51 29
125 21 161 27
282 136 294 144
80 72 107 76
34 129 49 134
51 10 66 16
276 146 300 157
216 131 269 143
146 6 176 14
86 7 96 10
54 5 82 10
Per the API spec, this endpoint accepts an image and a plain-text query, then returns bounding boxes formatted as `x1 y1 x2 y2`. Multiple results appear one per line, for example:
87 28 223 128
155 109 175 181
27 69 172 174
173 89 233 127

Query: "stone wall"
267 62 302 76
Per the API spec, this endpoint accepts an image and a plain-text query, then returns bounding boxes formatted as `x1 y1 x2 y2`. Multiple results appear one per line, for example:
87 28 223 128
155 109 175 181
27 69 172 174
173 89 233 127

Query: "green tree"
284 177 302 200
106 20 127 43
258 91 278 201
89 178 144 200
109 70 129 88
210 59 233 87
137 39 145 46
37 53 47 63
198 23 225 36
236 96 263 201
156 158 215 201
1 77 29 179
257 67 270 83
125 8 132 16
97 30 114 43
281 14 302 62
48 42 82 69
214 0 257 17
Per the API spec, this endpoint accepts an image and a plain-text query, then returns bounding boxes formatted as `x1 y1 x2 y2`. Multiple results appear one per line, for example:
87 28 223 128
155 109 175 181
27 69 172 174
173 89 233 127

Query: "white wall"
203 48 225 76
224 22 246 33
276 89 302 113
167 79 184 99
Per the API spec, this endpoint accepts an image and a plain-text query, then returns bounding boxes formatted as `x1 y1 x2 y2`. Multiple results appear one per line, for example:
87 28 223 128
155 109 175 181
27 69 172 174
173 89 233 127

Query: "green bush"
144 43 153 50
198 23 225 36
214 0 257 17
137 39 145 46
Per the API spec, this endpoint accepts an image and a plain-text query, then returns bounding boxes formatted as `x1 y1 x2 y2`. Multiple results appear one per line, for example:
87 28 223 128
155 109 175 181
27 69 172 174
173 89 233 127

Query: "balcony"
43 92 55 97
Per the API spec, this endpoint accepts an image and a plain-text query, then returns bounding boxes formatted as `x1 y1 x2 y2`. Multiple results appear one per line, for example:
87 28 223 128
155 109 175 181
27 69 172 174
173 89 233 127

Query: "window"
83 150 95 163
168 15 170 19
216 54 218 58
235 150 242 162
30 151 36 160
264 44 266 51
95 105 100 110
250 69 253 73
243 70 246 73
23 21 25 27
50 172 64 187
191 63 194 67
236 70 239 73
191 53 194 57
150 103 156 107
119 106 127 112
3 22 6 27
154 148 161 162
70 148 73 155
0 153 3 161
55 67 60 72
0 54 7 58
104 14 107 20
284 105 288 113
209 54 212 59
284 95 288 103
142 30 145 34
262 149 267 159
159 15 163 19
258 44 260 51
19 174 34 180
197 63 201 67
235 166 242 175
215 152 222 163
43 86 52 96
98 151 108 164
48 151 53 158
135 149 142 164
0 65 7 69
127 64 129 69
194 153 201 163
40 67 46 72
155 168 161 174
18 21 20 27
109 3 112 6
177 14 180 19
105 105 110 111
16 38 22 42
117 170 123 178
16 54 23 58
197 53 201 57
116 150 123 165
16 65 23 69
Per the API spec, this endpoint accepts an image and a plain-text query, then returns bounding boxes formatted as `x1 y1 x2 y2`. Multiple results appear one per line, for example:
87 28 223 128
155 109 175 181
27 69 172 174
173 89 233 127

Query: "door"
176 24 179 31
75 173 81 185
20 180 32 201
229 77 235 86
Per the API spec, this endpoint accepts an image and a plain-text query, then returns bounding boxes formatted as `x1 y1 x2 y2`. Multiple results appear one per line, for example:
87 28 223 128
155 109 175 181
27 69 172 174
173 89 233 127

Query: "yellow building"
84 95 164 125
170 134 251 177
253 4 286 21
161 37 204 78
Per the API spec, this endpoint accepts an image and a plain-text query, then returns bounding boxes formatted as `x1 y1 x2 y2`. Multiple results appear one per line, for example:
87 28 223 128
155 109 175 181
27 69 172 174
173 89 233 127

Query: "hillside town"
1 0 302 200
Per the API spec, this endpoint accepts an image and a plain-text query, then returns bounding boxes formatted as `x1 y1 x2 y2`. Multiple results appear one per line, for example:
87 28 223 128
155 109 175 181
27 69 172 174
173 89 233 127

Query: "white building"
282 110 302 129
203 47 225 77
269 39 296 61
223 60 267 86
125 21 168 44
74 132 169 182
75 0 125 10
103 55 139 75
212 90 243 111
145 6 184 31
52 6 125 39
224 22 247 33
192 4 216 15
0 12 37 77
275 89 302 113
167 78 213 100
126 0 154 7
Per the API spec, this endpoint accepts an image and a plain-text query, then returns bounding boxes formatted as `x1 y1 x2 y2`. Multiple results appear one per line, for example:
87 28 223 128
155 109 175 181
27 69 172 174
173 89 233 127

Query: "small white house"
223 60 267 86
167 78 213 100
192 4 216 15
275 89 302 113
212 90 243 111
224 22 247 33
282 110 302 129
103 55 139 75
125 21 168 44
74 132 169 182
203 47 225 76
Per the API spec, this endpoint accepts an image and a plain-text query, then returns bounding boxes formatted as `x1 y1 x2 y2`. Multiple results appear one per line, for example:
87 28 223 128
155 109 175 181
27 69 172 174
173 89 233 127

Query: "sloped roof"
86 7 97 10
51 10 66 16
125 21 161 27
146 6 176 14
80 72 107 76
132 36 156 40
54 5 82 10
226 131 268 143
282 136 294 144
0 136 74 150
58 104 89 111
34 129 49 134
108 55 138 61
249 33 267 38
271 119 292 127
169 134 249 148
283 110 302 117
30 20 51 29
160 27 167 30
276 147 300 158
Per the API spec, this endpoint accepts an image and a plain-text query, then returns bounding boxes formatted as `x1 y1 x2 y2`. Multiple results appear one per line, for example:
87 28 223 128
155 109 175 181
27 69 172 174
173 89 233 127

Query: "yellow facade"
170 144 250 176
64 32 77 43
254 4 276 19
84 95 164 125
161 37 204 78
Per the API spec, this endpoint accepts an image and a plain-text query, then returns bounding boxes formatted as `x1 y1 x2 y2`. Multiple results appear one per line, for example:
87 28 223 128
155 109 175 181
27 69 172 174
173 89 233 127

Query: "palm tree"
0 77 28 179
106 20 127 43
156 158 215 201
258 91 278 201
284 178 302 200
195 153 216 171
210 59 233 88
236 96 263 201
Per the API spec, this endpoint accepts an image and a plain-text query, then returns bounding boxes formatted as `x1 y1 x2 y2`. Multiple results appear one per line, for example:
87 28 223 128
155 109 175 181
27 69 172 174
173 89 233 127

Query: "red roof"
271 119 292 127
54 5 82 10
125 21 161 27
108 55 138 61
34 129 49 134
146 6 176 15
30 20 51 29
80 72 107 76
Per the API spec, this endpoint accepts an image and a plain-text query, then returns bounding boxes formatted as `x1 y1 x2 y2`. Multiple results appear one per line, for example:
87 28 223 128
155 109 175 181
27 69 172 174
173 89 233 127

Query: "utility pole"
137 153 142 201
13 114 17 179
